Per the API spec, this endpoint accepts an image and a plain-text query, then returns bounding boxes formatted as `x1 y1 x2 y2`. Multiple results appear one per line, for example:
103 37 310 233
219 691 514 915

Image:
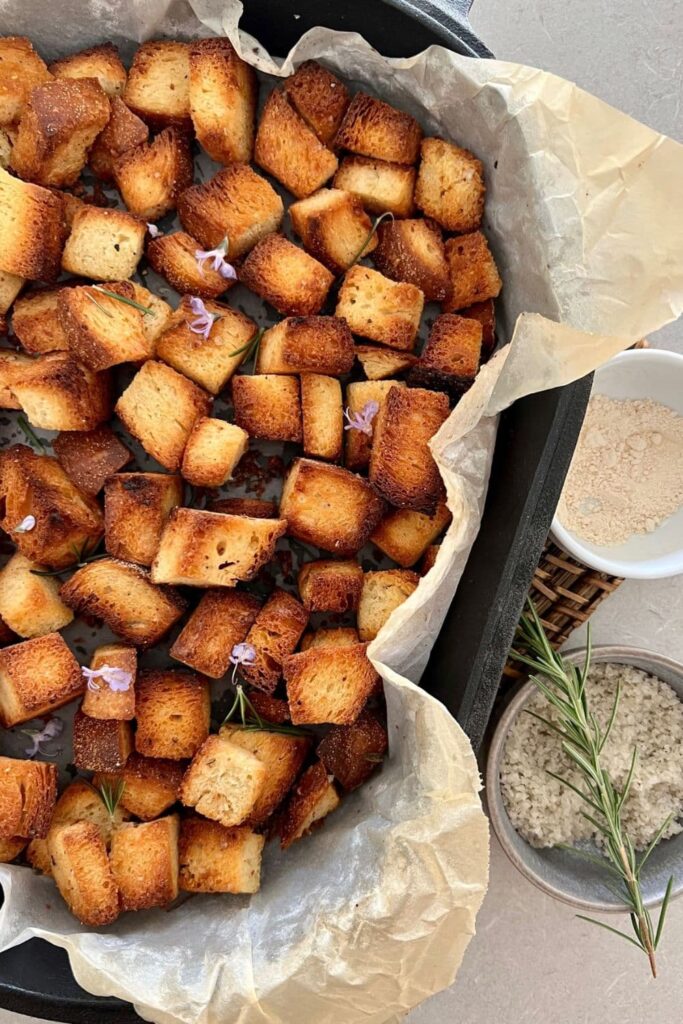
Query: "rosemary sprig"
30 539 108 577
222 681 309 738
84 289 114 319
229 326 265 364
17 415 49 454
512 600 674 978
95 778 126 817
91 286 154 316
344 210 394 273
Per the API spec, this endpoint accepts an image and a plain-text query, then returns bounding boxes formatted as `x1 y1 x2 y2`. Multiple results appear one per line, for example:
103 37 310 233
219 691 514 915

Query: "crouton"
114 126 193 220
89 97 149 181
60 191 85 229
146 231 233 300
300 627 360 651
61 558 186 647
354 345 417 381
152 508 286 588
0 757 57 838
357 568 419 641
11 287 70 354
317 710 388 790
115 361 212 471
254 88 338 199
443 232 502 311
280 458 386 557
369 386 449 513
189 37 257 164
239 589 309 694
178 164 284 256
10 78 109 187
48 821 119 926
132 283 173 345
372 217 449 301
460 297 496 359
0 269 23 313
9 352 113 431
0 166 66 281
208 497 277 519
0 349 38 407
334 93 422 164
285 642 379 725
370 501 451 567
0 836 26 862
179 733 267 828
0 37 52 126
0 552 73 638
61 206 146 281
179 817 264 893
239 234 333 317
297 560 363 613
221 725 310 825
232 374 302 442
155 296 255 395
344 379 406 471
279 761 340 848
81 643 137 721
58 282 149 371
49 43 127 97
301 374 343 461
333 155 415 218
415 138 485 233
110 815 179 911
123 41 191 127
104 472 183 567
94 753 184 821
284 61 350 146
181 417 248 488
255 316 354 376
289 188 376 273
0 445 104 569
72 709 133 772
336 265 424 351
135 670 210 760
170 590 260 679
407 313 482 397
53 427 132 496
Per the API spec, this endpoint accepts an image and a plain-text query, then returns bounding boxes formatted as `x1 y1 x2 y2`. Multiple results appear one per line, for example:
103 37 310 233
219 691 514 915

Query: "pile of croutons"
0 35 501 927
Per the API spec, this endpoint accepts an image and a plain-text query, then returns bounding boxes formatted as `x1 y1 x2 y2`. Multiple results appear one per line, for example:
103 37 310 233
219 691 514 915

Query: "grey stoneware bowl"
486 646 683 912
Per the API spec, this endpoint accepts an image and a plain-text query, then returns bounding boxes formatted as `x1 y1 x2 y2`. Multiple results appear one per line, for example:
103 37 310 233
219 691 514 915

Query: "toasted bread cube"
135 670 210 760
81 643 137 721
170 589 260 679
297 560 363 613
124 41 191 127
209 496 277 518
53 427 132 496
335 93 421 164
61 206 146 282
89 97 149 181
114 126 193 220
415 138 485 233
289 188 376 273
9 352 112 431
284 642 379 725
0 552 73 638
0 348 39 407
0 446 103 569
0 757 57 838
104 472 183 567
239 234 333 317
94 753 184 821
300 627 360 652
147 231 233 300
443 232 502 311
179 817 264 893
0 37 52 127
156 296 255 395
189 37 257 164
254 88 338 199
354 345 417 381
72 709 133 772
0 836 26 862
221 725 310 825
59 282 149 370
336 265 423 351
284 61 350 146
301 374 343 461
48 821 119 925
344 379 406 471
115 361 212 471
0 269 23 314
110 815 179 911
373 217 449 301
179 733 267 828
49 43 127 97
232 374 302 442
317 710 388 791
461 298 496 360
132 283 173 345
240 589 309 694
357 568 419 641
11 78 109 188
0 166 66 281
370 386 449 513
247 691 290 724
279 761 340 848
61 558 186 647
370 502 451 567
408 313 482 397
280 458 386 557
181 418 248 488
178 164 284 256
12 287 70 354
333 156 415 218
256 316 354 376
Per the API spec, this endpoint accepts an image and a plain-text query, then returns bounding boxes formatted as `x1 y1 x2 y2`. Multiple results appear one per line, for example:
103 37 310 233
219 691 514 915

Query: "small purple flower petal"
82 665 133 693
343 400 380 436
14 514 36 534
21 716 64 758
230 642 257 667
195 238 236 281
219 261 237 281
188 296 222 341
147 222 160 238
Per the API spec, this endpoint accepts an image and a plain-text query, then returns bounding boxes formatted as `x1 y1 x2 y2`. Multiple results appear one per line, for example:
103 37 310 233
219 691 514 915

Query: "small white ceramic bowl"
551 348 683 579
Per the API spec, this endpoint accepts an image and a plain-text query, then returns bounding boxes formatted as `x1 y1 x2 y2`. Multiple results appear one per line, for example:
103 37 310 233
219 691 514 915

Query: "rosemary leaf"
84 289 114 319
575 916 645 951
92 286 154 316
228 326 265 360
17 415 48 454
345 210 394 271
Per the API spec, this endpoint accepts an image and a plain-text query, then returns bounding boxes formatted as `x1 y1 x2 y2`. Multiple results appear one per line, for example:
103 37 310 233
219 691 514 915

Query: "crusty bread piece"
443 231 502 312
239 588 309 694
58 281 150 370
48 821 120 925
60 191 86 229
357 568 420 641
408 313 482 397
297 559 363 613
189 37 257 164
221 725 310 826
53 426 132 496
152 508 286 588
131 283 173 345
370 501 451 568
284 642 380 725
0 37 52 127
369 386 449 513
247 691 290 724
0 269 24 314
0 757 57 838
333 155 415 218
0 349 33 408
170 589 260 679
72 709 133 772
123 41 191 127
0 166 66 281
373 217 449 301
12 287 70 354
49 43 127 96
61 558 186 648
335 93 422 164
104 472 183 567
9 352 112 431
280 458 386 557
239 234 333 317
317 709 388 791
61 207 146 282
254 87 338 199
460 298 496 360
279 761 340 848
289 188 376 273
301 374 343 461
0 836 27 862
232 374 302 443
115 360 212 471
179 817 265 894
284 61 350 146
255 316 354 376
114 126 193 220
208 497 277 519
110 815 179 911
0 552 73 638
94 753 185 821
299 627 360 652
135 670 210 760
179 733 267 828
146 231 233 300
89 97 149 181
181 417 249 488
415 137 485 233
344 379 406 472
354 345 417 381
81 643 137 721
336 265 424 351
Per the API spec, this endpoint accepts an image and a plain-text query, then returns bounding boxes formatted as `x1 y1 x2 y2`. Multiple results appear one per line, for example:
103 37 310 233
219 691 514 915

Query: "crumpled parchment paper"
0 2 681 1022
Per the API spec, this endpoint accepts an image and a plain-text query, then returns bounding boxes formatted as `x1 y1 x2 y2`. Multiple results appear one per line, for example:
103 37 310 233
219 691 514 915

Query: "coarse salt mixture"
500 662 683 850
557 394 683 546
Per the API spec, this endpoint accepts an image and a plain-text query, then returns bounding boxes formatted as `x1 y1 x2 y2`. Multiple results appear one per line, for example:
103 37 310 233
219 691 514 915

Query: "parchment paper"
0 3 681 1022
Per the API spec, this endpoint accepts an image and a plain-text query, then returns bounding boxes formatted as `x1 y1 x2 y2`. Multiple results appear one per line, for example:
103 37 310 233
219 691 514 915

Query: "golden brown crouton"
72 709 133 772
123 41 191 127
247 691 290 724
49 43 127 97
114 126 193 221
301 374 343 461
407 313 482 397
254 88 338 199
146 230 233 300
48 821 119 926
53 427 132 496
181 417 249 488
289 188 376 273
110 815 179 911
60 558 186 648
0 552 73 638
115 360 212 471
284 61 350 146
178 163 284 255
373 217 449 301
104 472 183 567
9 352 112 431
152 508 286 588
232 374 302 443
132 283 173 345
0 269 24 314
354 345 417 381
239 234 334 317
357 568 420 641
344 379 406 471
334 93 422 164
189 37 257 164
179 817 265 893
297 560 363 613
285 642 379 725
415 137 485 233
317 710 388 790
11 287 70 354
336 265 424 351
0 37 52 127
299 627 360 651
88 97 149 181
94 753 184 821
170 589 260 679
280 458 386 557
0 757 57 838
255 316 354 376
135 670 210 760
0 349 43 407
369 386 449 513
61 206 146 282
208 497 277 519
460 298 496 360
239 589 309 694
0 166 66 281
443 231 502 311
58 282 150 370
333 155 415 217
179 733 267 828
279 761 340 848
370 501 451 568
0 836 26 862
81 643 137 721
221 725 310 826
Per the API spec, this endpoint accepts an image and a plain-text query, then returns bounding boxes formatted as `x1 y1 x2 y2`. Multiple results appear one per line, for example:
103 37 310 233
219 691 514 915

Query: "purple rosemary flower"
82 665 133 693
230 642 257 667
343 400 380 437
146 222 161 238
188 296 221 340
22 716 64 758
14 514 36 534
195 237 237 281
